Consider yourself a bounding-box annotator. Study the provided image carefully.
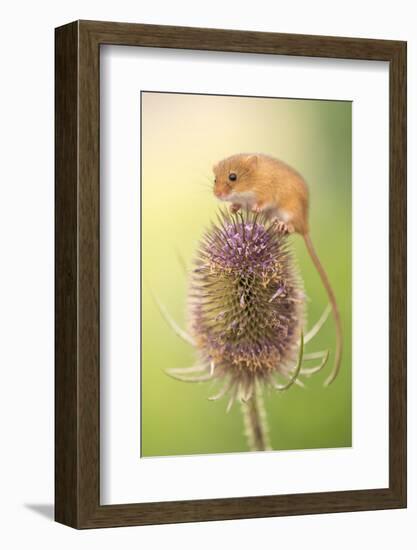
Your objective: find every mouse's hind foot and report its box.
[272,219,295,235]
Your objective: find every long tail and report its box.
[303,233,342,386]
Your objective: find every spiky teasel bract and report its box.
[162,209,331,418]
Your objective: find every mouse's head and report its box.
[212,154,258,202]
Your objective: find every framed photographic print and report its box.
[55,20,407,528]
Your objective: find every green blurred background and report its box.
[141,92,351,457]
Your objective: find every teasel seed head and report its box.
[186,209,305,404]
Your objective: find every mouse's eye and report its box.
[214,178,217,183]
[229,172,237,182]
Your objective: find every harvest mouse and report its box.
[212,152,342,386]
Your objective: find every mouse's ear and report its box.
[245,154,258,170]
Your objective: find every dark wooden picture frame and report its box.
[55,20,407,529]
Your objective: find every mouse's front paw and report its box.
[251,203,265,213]
[230,203,241,214]
[273,220,293,235]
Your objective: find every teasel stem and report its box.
[241,381,271,452]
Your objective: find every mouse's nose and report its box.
[215,187,227,199]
